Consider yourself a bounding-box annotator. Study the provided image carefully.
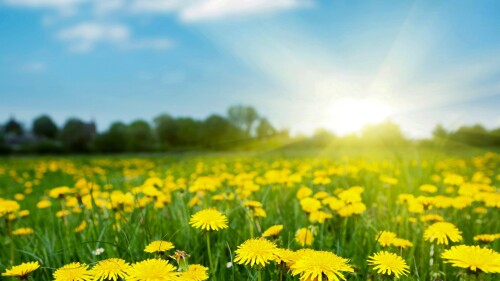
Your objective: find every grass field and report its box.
[0,149,499,280]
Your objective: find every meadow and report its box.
[0,150,499,280]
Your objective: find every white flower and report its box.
[92,247,104,256]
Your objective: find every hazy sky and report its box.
[1,0,499,137]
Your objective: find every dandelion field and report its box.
[1,150,499,280]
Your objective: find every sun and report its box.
[324,99,393,134]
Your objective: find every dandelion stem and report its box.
[257,269,262,281]
[206,232,216,281]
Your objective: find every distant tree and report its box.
[227,105,259,137]
[60,118,95,152]
[4,118,23,136]
[450,124,493,146]
[432,124,448,140]
[311,129,336,147]
[154,114,178,149]
[361,120,407,147]
[175,117,201,147]
[127,120,155,152]
[201,114,243,149]
[33,115,58,139]
[256,118,276,138]
[94,122,128,153]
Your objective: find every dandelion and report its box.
[189,208,228,281]
[376,231,397,247]
[189,208,228,231]
[144,240,175,253]
[474,233,500,243]
[424,222,462,245]
[291,250,354,281]
[91,258,130,281]
[53,262,92,281]
[295,227,314,246]
[178,264,209,281]
[234,238,277,267]
[126,259,179,281]
[2,261,40,279]
[368,251,409,278]
[261,225,283,237]
[442,245,500,273]
[11,227,34,236]
[36,199,52,209]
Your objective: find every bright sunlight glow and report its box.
[324,99,393,135]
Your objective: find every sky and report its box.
[1,0,500,138]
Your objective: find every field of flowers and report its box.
[0,152,499,280]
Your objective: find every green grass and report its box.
[0,149,499,280]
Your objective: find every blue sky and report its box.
[1,0,499,138]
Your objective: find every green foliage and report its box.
[126,120,155,152]
[33,115,59,139]
[60,118,96,152]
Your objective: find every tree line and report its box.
[1,105,500,155]
[0,105,278,154]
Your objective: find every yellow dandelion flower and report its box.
[2,261,40,278]
[274,248,296,267]
[291,250,354,281]
[252,207,267,218]
[424,222,462,245]
[144,240,175,253]
[179,264,209,281]
[12,227,34,236]
[53,262,92,281]
[419,184,438,193]
[91,258,130,281]
[297,187,313,199]
[49,186,73,198]
[368,251,409,278]
[392,238,413,249]
[189,208,228,231]
[234,238,277,267]
[75,221,87,233]
[262,225,283,237]
[309,210,333,224]
[0,199,20,216]
[376,231,397,247]
[300,197,321,213]
[126,259,179,281]
[295,227,314,247]
[473,233,500,243]
[442,245,500,273]
[243,201,262,208]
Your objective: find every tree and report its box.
[94,122,128,153]
[60,118,96,152]
[227,105,259,137]
[154,114,178,149]
[127,120,155,152]
[256,118,276,138]
[33,115,58,139]
[432,124,448,140]
[4,118,23,136]
[361,120,407,147]
[201,114,243,149]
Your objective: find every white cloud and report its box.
[3,0,83,8]
[57,22,172,52]
[93,0,125,15]
[180,0,311,22]
[22,62,47,73]
[57,22,129,52]
[130,0,186,13]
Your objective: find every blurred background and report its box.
[1,0,499,154]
